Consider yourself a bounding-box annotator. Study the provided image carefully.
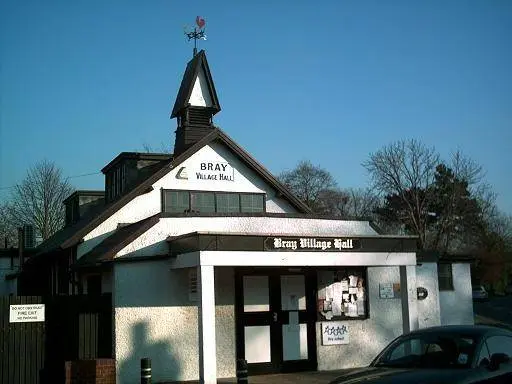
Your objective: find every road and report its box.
[473,295,512,327]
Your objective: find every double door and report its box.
[235,268,317,375]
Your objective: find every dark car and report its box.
[329,325,512,384]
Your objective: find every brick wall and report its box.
[65,359,116,384]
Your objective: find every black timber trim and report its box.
[438,254,476,264]
[171,50,221,118]
[416,250,440,264]
[168,233,417,256]
[107,254,169,264]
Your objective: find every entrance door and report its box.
[235,268,317,375]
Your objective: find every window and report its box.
[191,192,215,213]
[216,193,240,213]
[241,194,264,213]
[164,190,190,213]
[162,190,265,214]
[485,336,512,357]
[438,263,454,291]
[377,334,477,369]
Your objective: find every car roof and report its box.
[404,325,512,338]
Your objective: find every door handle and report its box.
[273,312,278,322]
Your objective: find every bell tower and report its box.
[171,18,220,156]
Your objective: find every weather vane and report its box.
[184,16,207,57]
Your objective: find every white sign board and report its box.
[9,304,45,323]
[379,283,400,299]
[321,322,349,345]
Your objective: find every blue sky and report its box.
[1,0,511,213]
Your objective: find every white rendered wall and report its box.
[114,260,235,383]
[79,142,300,258]
[415,263,441,328]
[439,263,474,325]
[316,267,404,370]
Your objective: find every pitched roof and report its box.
[170,50,220,118]
[32,127,311,261]
[72,214,160,269]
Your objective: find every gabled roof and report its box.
[170,128,312,214]
[72,214,160,269]
[31,127,311,260]
[170,50,221,118]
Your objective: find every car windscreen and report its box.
[373,333,479,369]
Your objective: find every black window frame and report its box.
[162,189,266,214]
[438,263,454,291]
[216,192,241,213]
[163,190,191,213]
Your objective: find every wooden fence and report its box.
[0,294,112,384]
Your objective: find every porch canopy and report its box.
[168,232,418,384]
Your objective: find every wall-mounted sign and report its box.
[417,287,428,300]
[9,304,45,323]
[176,161,235,182]
[197,161,234,181]
[264,237,361,252]
[321,322,350,345]
[379,283,401,299]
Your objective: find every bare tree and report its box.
[278,160,337,212]
[317,189,350,216]
[344,188,381,219]
[7,160,74,241]
[363,139,440,248]
[0,202,17,247]
[141,142,172,154]
[317,188,381,219]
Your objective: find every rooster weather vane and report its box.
[184,16,207,57]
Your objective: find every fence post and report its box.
[236,358,248,384]
[141,357,151,384]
